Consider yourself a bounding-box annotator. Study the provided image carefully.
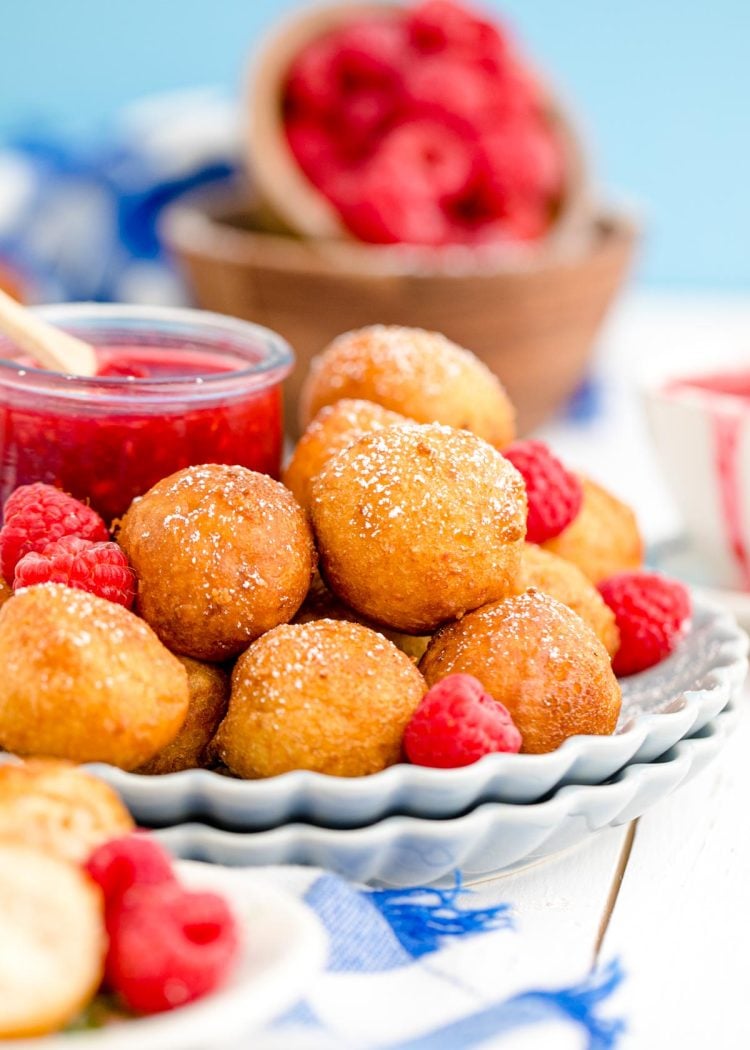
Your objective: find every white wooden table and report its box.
[495,290,750,1048]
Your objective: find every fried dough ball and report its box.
[310,423,527,634]
[542,477,643,584]
[213,619,426,778]
[0,843,105,1038]
[0,760,133,863]
[420,590,621,754]
[294,572,431,662]
[519,544,620,657]
[283,398,409,512]
[300,325,516,448]
[0,584,189,770]
[118,464,316,661]
[138,657,229,774]
[0,579,11,608]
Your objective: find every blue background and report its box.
[1,0,746,289]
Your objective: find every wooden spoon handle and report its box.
[0,289,97,377]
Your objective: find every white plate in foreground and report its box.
[7,865,327,1050]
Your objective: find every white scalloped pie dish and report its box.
[156,702,739,887]
[86,596,746,829]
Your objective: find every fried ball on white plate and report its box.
[0,584,189,770]
[138,657,229,774]
[0,842,105,1038]
[212,619,426,778]
[283,398,409,513]
[310,423,527,634]
[118,464,316,661]
[300,325,516,449]
[420,589,622,754]
[0,759,133,863]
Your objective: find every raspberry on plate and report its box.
[0,483,108,584]
[14,535,136,608]
[503,440,583,544]
[106,882,239,1014]
[598,572,692,677]
[85,834,177,912]
[404,673,522,768]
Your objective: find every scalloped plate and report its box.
[4,864,327,1050]
[86,596,747,829]
[156,703,739,887]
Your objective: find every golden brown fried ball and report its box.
[138,657,229,774]
[294,572,431,662]
[0,843,105,1038]
[542,477,643,584]
[300,326,516,448]
[283,398,409,513]
[0,760,133,863]
[519,544,620,657]
[0,579,12,608]
[118,464,316,661]
[0,584,189,770]
[212,619,426,778]
[420,590,621,754]
[310,423,527,634]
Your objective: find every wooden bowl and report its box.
[161,186,638,437]
[246,0,591,249]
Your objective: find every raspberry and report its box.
[0,483,109,583]
[106,882,239,1014]
[404,57,499,132]
[14,535,136,607]
[404,673,522,767]
[407,0,507,62]
[85,834,177,911]
[598,572,692,677]
[503,440,583,544]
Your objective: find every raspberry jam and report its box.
[0,307,293,524]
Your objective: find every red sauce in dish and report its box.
[0,346,284,523]
[666,371,750,589]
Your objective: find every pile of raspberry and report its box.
[0,482,135,608]
[85,835,239,1014]
[283,0,564,246]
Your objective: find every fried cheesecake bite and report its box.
[310,423,527,634]
[420,590,621,754]
[0,760,133,863]
[542,476,643,584]
[300,325,516,449]
[295,572,431,662]
[283,398,409,513]
[138,657,229,774]
[0,843,105,1038]
[519,544,620,656]
[212,619,426,778]
[117,464,316,661]
[0,584,189,770]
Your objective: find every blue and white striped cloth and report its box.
[252,868,624,1050]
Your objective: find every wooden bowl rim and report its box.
[161,186,640,281]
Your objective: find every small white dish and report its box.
[650,537,750,633]
[81,596,747,826]
[7,864,327,1050]
[156,704,737,888]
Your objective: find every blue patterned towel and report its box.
[249,867,624,1050]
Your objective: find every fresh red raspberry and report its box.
[0,483,109,583]
[503,440,583,544]
[404,673,522,767]
[14,535,136,608]
[406,0,507,62]
[598,572,692,677]
[85,834,177,912]
[106,882,239,1014]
